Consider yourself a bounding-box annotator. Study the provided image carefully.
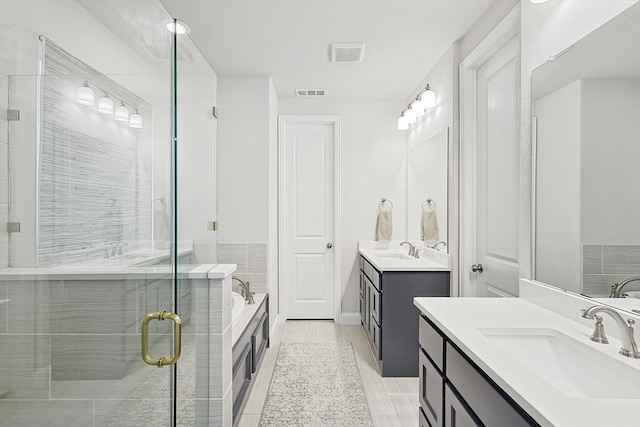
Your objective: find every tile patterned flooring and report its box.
[237,320,419,427]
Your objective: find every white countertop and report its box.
[359,240,450,272]
[414,297,640,427]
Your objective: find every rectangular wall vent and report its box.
[296,89,327,97]
[330,43,365,63]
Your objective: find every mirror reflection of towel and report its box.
[376,210,393,241]
[421,210,438,243]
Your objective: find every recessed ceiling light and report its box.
[167,20,191,35]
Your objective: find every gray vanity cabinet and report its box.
[359,255,449,377]
[418,315,540,427]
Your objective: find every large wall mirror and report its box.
[533,2,640,312]
[407,127,448,252]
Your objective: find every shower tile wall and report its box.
[583,244,640,295]
[218,243,267,293]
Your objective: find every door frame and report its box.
[278,115,341,322]
[459,5,520,297]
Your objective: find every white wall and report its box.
[218,76,270,243]
[519,0,639,280]
[581,79,640,244]
[217,75,279,330]
[534,80,582,291]
[278,98,406,316]
[405,44,459,293]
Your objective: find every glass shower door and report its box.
[0,1,216,426]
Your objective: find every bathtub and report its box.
[231,291,246,324]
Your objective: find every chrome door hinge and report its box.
[7,222,21,233]
[7,109,20,121]
[207,221,218,231]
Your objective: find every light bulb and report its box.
[115,103,129,121]
[98,94,114,114]
[410,98,425,118]
[420,86,436,109]
[405,108,417,124]
[76,83,95,106]
[397,114,409,131]
[129,111,143,129]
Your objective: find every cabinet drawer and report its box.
[419,348,443,427]
[444,383,481,427]
[446,343,534,427]
[361,257,381,290]
[419,315,445,371]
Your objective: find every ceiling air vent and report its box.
[330,43,365,63]
[296,89,327,97]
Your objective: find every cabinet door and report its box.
[444,384,481,427]
[419,349,443,427]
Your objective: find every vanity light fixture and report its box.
[397,83,437,130]
[76,82,95,105]
[129,111,143,129]
[114,103,130,121]
[98,94,114,114]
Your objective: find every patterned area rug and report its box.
[260,343,373,427]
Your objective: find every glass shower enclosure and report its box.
[0,1,218,425]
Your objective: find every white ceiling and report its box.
[159,0,495,101]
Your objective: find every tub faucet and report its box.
[581,305,640,358]
[610,278,640,298]
[400,241,419,258]
[232,277,255,304]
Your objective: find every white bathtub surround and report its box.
[414,295,640,427]
[231,292,268,345]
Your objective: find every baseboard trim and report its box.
[340,312,361,325]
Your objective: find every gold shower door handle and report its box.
[141,311,182,367]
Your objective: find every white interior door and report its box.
[460,5,521,298]
[280,116,337,319]
[474,35,520,297]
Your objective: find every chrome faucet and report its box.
[581,305,640,358]
[400,241,419,258]
[232,277,255,304]
[610,278,640,298]
[429,241,447,251]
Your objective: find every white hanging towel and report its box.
[421,203,438,243]
[376,199,393,241]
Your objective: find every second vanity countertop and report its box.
[359,240,450,272]
[414,297,640,427]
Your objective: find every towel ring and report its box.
[379,198,393,210]
[422,198,436,211]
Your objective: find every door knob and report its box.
[471,264,483,273]
[326,243,333,249]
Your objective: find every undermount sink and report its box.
[479,327,640,399]
[373,250,412,259]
